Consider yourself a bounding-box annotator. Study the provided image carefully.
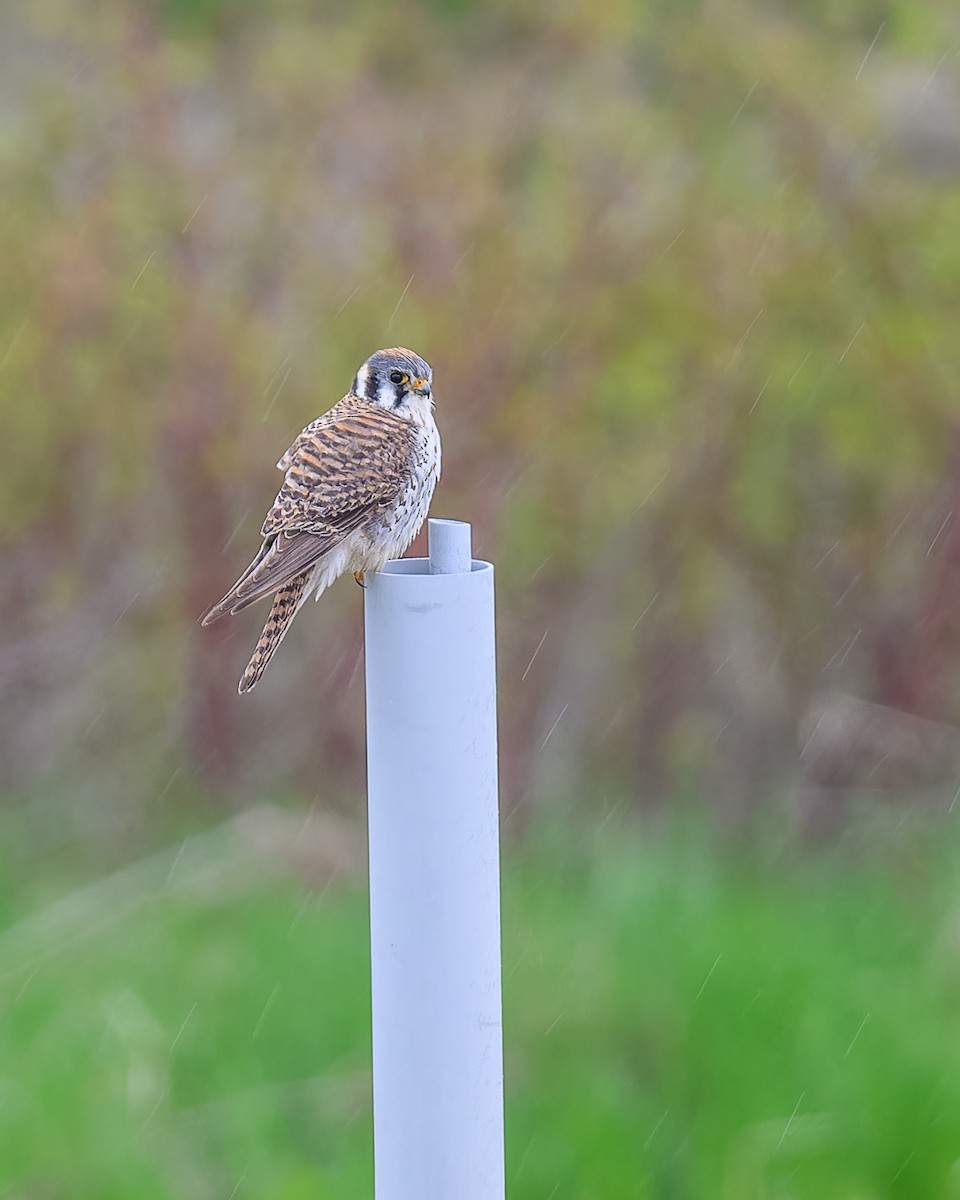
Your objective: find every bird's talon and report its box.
[354,571,366,588]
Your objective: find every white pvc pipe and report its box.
[364,519,504,1200]
[427,517,472,575]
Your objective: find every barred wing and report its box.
[202,403,413,622]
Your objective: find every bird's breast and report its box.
[371,419,440,559]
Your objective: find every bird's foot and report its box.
[354,571,366,589]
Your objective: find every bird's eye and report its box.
[389,370,407,386]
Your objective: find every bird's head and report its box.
[354,347,433,418]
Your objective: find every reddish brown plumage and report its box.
[200,347,441,694]
[202,397,416,623]
[237,573,309,694]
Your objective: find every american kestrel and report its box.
[202,347,441,693]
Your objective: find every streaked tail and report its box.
[238,572,310,694]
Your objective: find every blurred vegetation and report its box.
[6,809,960,1199]
[3,0,960,826]
[6,0,960,1193]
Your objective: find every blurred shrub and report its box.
[2,0,960,832]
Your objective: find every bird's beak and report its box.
[413,378,431,396]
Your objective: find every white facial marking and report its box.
[378,376,398,408]
[356,363,370,397]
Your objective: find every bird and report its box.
[202,347,441,694]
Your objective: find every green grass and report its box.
[3,810,960,1198]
